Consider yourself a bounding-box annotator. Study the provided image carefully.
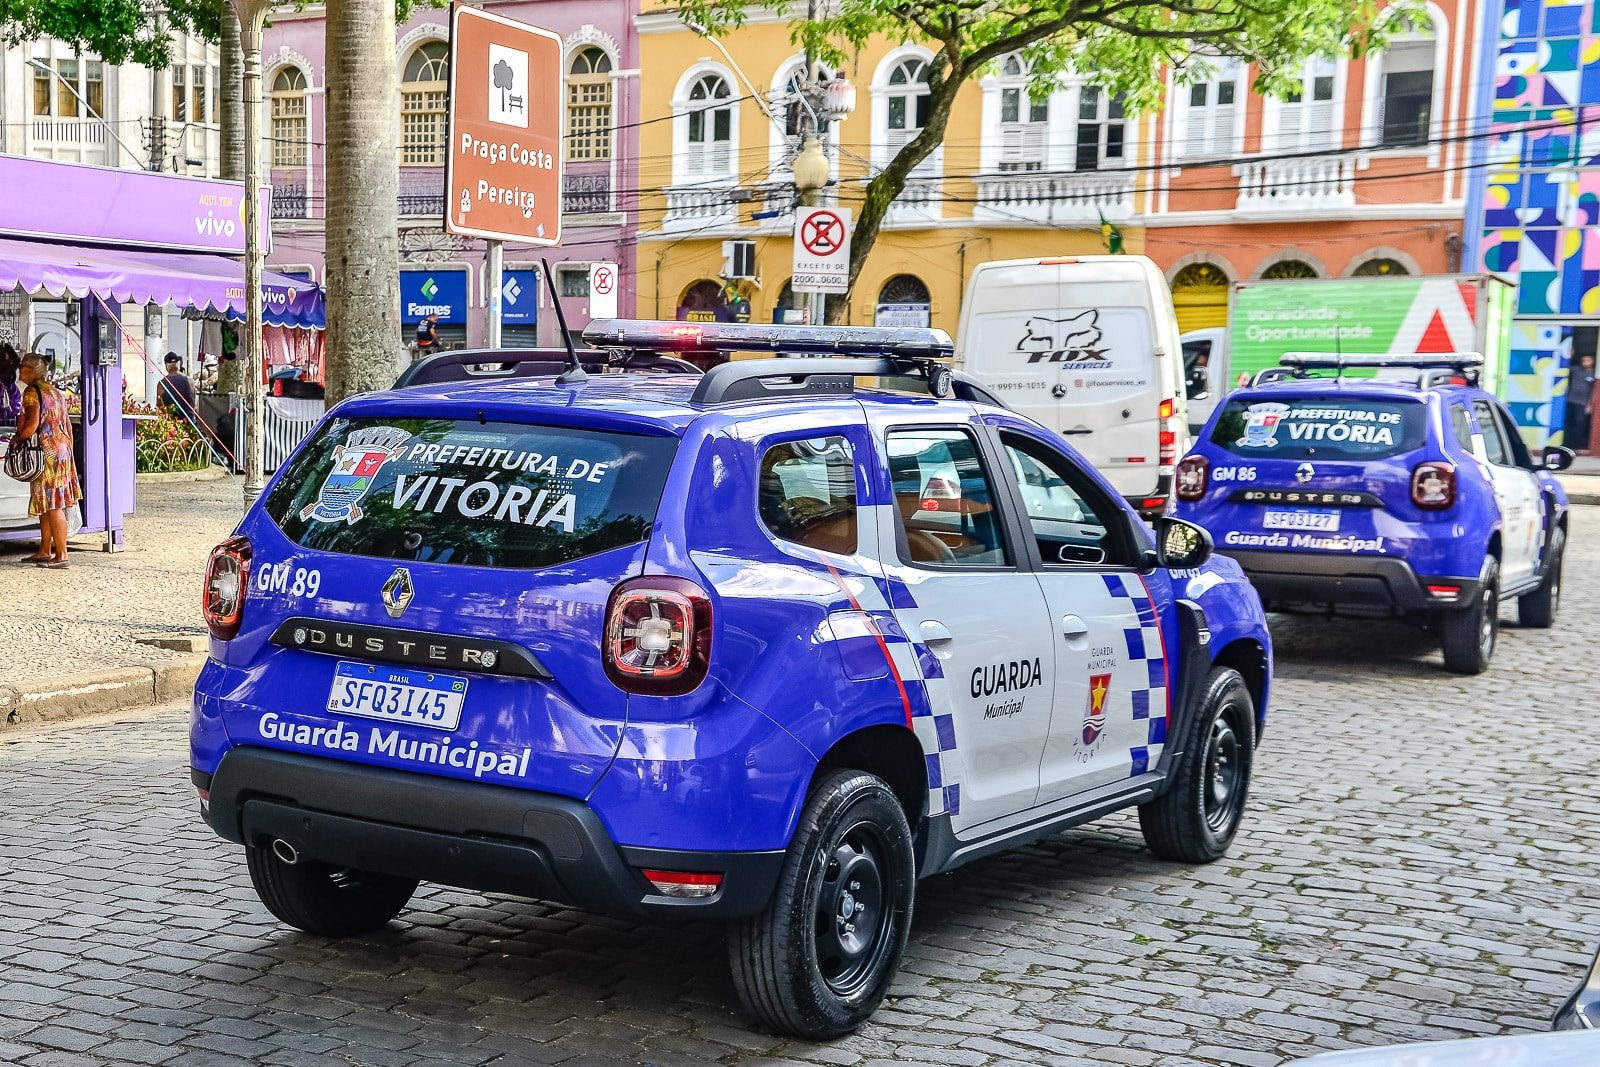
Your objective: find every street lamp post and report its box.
[231,0,273,502]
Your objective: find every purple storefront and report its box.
[0,156,320,549]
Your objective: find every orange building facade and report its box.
[1143,0,1486,333]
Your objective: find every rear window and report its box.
[1209,397,1425,459]
[264,417,677,569]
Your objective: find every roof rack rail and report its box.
[393,347,701,389]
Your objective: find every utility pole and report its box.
[794,0,829,326]
[232,0,273,502]
[487,240,503,347]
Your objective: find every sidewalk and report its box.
[1559,454,1600,505]
[0,475,244,726]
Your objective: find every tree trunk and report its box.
[213,7,246,397]
[324,0,402,402]
[826,56,965,325]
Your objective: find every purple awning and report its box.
[0,236,323,329]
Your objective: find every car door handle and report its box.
[920,620,954,647]
[1061,615,1089,640]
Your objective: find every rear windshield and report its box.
[264,416,677,569]
[1209,397,1425,459]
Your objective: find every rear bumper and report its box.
[1126,473,1174,520]
[1220,549,1483,613]
[195,746,784,920]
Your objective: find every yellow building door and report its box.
[1171,263,1230,334]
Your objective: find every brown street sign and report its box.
[445,5,563,245]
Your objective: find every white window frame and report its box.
[565,45,616,164]
[671,62,739,185]
[870,46,941,178]
[400,40,450,167]
[1071,83,1129,172]
[1360,6,1448,158]
[269,65,310,169]
[1262,57,1344,154]
[1174,59,1243,160]
[767,55,839,181]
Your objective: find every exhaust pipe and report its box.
[271,838,301,865]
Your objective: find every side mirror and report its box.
[1542,446,1576,472]
[1153,516,1213,570]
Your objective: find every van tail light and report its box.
[203,535,252,640]
[1176,455,1210,502]
[1158,397,1181,469]
[1411,462,1456,510]
[604,576,712,695]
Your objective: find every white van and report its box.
[955,255,1188,516]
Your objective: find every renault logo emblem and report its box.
[1295,462,1315,484]
[381,568,414,618]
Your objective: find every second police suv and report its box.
[192,320,1272,1038]
[1174,353,1571,674]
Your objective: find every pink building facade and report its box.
[262,1,639,350]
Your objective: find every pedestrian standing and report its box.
[13,353,81,568]
[1566,353,1595,452]
[157,352,196,416]
[0,344,20,425]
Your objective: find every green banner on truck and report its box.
[1229,275,1513,395]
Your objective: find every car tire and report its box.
[728,769,916,1040]
[1518,528,1564,629]
[1441,558,1499,674]
[245,844,417,937]
[1139,667,1255,864]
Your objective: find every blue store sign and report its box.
[501,269,539,325]
[400,270,468,324]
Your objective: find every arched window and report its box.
[1375,16,1436,148]
[680,279,725,309]
[1180,60,1241,159]
[1262,259,1319,280]
[567,47,613,162]
[1171,262,1231,333]
[270,67,308,168]
[401,41,449,166]
[681,72,735,179]
[880,274,931,304]
[1352,257,1410,277]
[1276,58,1337,152]
[885,57,931,156]
[995,54,1048,172]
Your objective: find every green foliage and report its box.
[126,400,212,474]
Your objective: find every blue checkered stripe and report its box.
[1101,573,1170,776]
[866,575,964,819]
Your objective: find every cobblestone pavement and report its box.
[0,477,242,687]
[1,510,1597,1067]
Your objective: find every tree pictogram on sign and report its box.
[801,211,847,257]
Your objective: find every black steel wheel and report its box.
[1518,527,1564,629]
[729,769,915,1039]
[1140,666,1256,864]
[1442,558,1499,674]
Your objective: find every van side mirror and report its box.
[1153,517,1213,570]
[1542,446,1575,472]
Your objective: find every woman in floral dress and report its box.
[14,353,81,568]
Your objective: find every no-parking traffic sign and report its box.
[589,262,618,319]
[793,206,852,294]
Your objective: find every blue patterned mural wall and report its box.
[1476,0,1600,447]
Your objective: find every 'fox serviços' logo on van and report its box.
[1016,309,1111,365]
[301,426,413,525]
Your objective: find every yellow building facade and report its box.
[633,5,1154,334]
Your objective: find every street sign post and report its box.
[589,262,618,319]
[793,206,852,297]
[445,5,562,346]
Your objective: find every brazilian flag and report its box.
[1099,211,1125,255]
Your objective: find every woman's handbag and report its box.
[2,431,43,483]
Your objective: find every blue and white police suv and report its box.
[1174,353,1571,675]
[192,320,1272,1038]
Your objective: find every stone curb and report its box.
[0,655,204,731]
[136,466,231,485]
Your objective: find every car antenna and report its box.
[541,256,587,385]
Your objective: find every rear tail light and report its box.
[203,535,252,640]
[1411,462,1456,510]
[604,576,712,695]
[641,868,723,898]
[1176,455,1209,502]
[1427,584,1462,602]
[1158,398,1181,468]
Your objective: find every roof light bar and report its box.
[1279,352,1484,370]
[582,318,954,360]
